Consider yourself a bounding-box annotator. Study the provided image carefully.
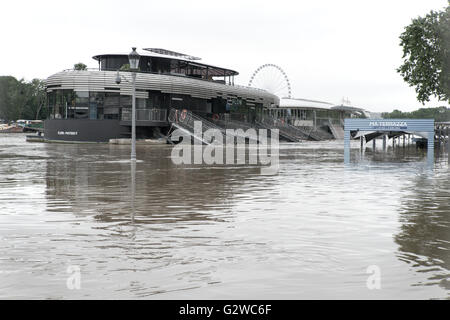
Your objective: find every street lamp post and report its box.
[128,47,140,162]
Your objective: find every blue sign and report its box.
[343,118,435,166]
[344,118,434,132]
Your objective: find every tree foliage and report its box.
[397,2,450,104]
[73,62,87,70]
[0,76,47,121]
[382,106,450,121]
[120,64,131,71]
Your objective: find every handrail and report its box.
[121,108,167,122]
[328,119,345,139]
[260,115,309,141]
[260,114,337,141]
[168,108,224,133]
[168,108,261,144]
[168,108,225,145]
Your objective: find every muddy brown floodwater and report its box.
[0,133,449,299]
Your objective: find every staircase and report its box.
[309,126,334,140]
[328,120,345,140]
[211,118,254,131]
[167,108,224,145]
[167,108,260,144]
[258,116,313,142]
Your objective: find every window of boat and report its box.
[74,91,89,119]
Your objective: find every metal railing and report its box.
[328,119,345,139]
[168,108,263,144]
[61,68,268,90]
[259,115,337,141]
[212,118,255,131]
[121,108,167,122]
[168,108,224,133]
[207,113,255,131]
[168,108,225,145]
[259,116,310,142]
[309,126,334,140]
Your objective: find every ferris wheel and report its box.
[248,64,291,99]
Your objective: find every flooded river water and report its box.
[0,133,449,299]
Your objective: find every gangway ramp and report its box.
[258,116,309,142]
[167,108,261,145]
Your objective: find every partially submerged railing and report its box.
[168,108,261,144]
[168,108,223,132]
[210,113,254,131]
[311,127,334,140]
[259,116,309,142]
[328,119,345,139]
[168,108,225,145]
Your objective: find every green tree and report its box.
[22,79,47,119]
[0,76,47,121]
[382,106,450,121]
[119,63,130,71]
[74,62,87,70]
[397,2,450,104]
[0,76,19,121]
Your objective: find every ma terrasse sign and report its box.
[368,121,408,130]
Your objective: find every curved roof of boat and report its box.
[279,97,334,110]
[331,105,371,117]
[93,48,239,76]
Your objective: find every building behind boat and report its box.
[43,48,367,142]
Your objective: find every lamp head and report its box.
[128,47,140,71]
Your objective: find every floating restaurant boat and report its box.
[44,48,279,143]
[44,48,368,143]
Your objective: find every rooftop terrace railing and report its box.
[59,68,270,93]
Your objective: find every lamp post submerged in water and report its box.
[128,47,140,162]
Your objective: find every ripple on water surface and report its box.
[0,133,449,299]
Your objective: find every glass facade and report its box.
[265,107,349,128]
[47,89,260,123]
[96,55,235,82]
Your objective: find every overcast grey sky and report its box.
[1,0,448,112]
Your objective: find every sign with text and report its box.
[57,131,78,136]
[343,118,435,165]
[368,121,407,130]
[344,118,434,132]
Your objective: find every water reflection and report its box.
[131,161,136,224]
[1,134,449,299]
[44,144,254,225]
[395,169,450,291]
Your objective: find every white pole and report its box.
[131,72,136,162]
[131,161,136,223]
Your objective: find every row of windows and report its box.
[48,90,145,120]
[46,90,263,121]
[266,108,345,121]
[98,56,233,82]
